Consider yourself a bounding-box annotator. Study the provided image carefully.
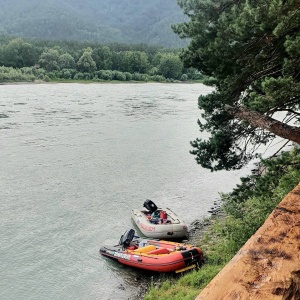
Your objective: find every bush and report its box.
[44,75,50,82]
[62,68,76,79]
[74,72,84,80]
[148,67,159,76]
[113,70,126,81]
[97,70,113,80]
[151,75,166,82]
[33,68,46,77]
[140,74,149,82]
[82,72,91,80]
[124,72,132,81]
[62,70,71,79]
[47,72,56,79]
[132,72,142,81]
[54,71,63,78]
[92,76,103,82]
[203,76,217,86]
[0,66,36,82]
[20,67,34,75]
[180,74,188,81]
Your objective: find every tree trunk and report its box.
[225,105,300,145]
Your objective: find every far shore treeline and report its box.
[0,35,204,83]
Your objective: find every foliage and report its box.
[0,36,200,83]
[158,53,183,79]
[58,53,76,69]
[39,48,60,72]
[96,70,113,81]
[180,74,188,81]
[0,66,35,82]
[117,51,150,74]
[92,46,112,70]
[77,48,97,73]
[112,70,126,81]
[173,0,300,171]
[145,148,300,299]
[0,0,187,48]
[0,38,39,68]
[145,257,224,299]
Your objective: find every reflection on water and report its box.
[1,83,253,300]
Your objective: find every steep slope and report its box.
[0,0,186,47]
[196,182,300,299]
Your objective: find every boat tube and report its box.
[100,229,203,273]
[131,199,188,239]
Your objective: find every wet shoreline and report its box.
[130,202,224,299]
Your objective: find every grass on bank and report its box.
[145,147,300,300]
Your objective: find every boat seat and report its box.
[133,245,156,253]
[148,247,170,255]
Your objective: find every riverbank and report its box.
[129,223,211,300]
[144,147,300,300]
[0,65,206,85]
[0,79,45,85]
[0,78,204,85]
[196,182,300,299]
[133,210,224,300]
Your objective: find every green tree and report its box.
[158,53,183,79]
[58,53,75,69]
[1,38,38,68]
[114,51,149,73]
[77,48,96,73]
[174,0,300,171]
[92,46,112,70]
[152,52,164,67]
[39,48,60,71]
[126,51,149,73]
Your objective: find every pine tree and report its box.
[174,0,300,171]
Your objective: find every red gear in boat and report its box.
[160,210,167,223]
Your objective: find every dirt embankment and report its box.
[196,182,300,300]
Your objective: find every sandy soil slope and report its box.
[196,182,300,300]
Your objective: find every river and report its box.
[0,83,252,300]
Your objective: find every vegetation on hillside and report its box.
[0,0,187,48]
[0,36,204,83]
[145,147,300,300]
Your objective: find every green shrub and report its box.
[0,66,36,82]
[203,76,217,86]
[73,72,83,80]
[180,74,188,81]
[97,70,113,80]
[62,70,71,79]
[151,75,166,82]
[124,72,132,81]
[47,72,56,79]
[140,74,149,81]
[132,72,142,81]
[113,70,126,81]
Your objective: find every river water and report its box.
[1,83,252,300]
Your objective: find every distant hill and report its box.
[0,0,187,48]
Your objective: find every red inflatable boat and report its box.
[100,229,203,273]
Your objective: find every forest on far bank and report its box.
[0,0,187,48]
[0,36,203,83]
